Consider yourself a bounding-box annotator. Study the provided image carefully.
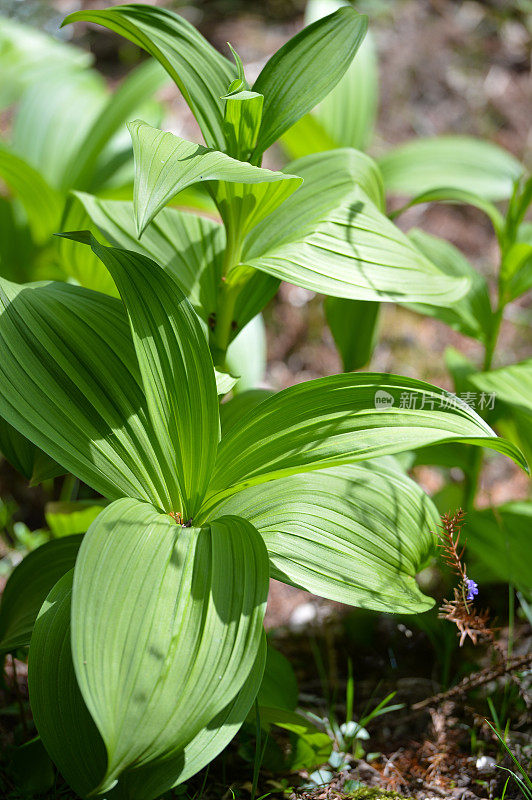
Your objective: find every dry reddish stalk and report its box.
[437,509,501,650]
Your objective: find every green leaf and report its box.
[64,233,220,518]
[325,298,380,371]
[500,223,532,301]
[242,150,468,305]
[71,192,223,315]
[71,498,269,793]
[220,389,273,436]
[304,0,378,150]
[226,314,267,393]
[62,5,235,150]
[469,359,532,414]
[280,113,339,161]
[0,537,82,654]
[66,58,168,191]
[28,571,109,798]
[468,359,532,466]
[223,90,264,160]
[0,144,63,244]
[55,196,119,296]
[252,7,367,157]
[215,369,239,396]
[258,707,332,770]
[405,229,494,343]
[30,568,266,800]
[121,637,267,798]
[69,193,277,345]
[0,277,172,508]
[205,373,526,504]
[45,501,106,538]
[0,417,63,483]
[211,462,437,613]
[466,503,532,593]
[0,16,90,110]
[128,121,302,238]
[258,645,298,711]
[379,136,523,202]
[12,69,107,192]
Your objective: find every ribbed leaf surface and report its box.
[0,277,171,508]
[71,499,269,793]
[28,572,108,798]
[252,7,367,155]
[243,151,468,305]
[210,462,437,613]
[129,121,301,237]
[68,234,219,518]
[0,537,82,654]
[207,373,526,502]
[62,5,235,150]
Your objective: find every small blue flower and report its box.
[465,578,479,602]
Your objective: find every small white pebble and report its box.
[476,755,497,772]
[289,601,317,630]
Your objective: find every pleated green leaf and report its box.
[220,389,273,436]
[206,373,526,503]
[71,192,223,314]
[29,570,266,800]
[71,498,269,793]
[63,233,219,518]
[379,136,523,202]
[252,7,367,156]
[325,297,380,371]
[45,501,106,538]
[28,571,109,799]
[469,358,532,414]
[223,90,264,161]
[0,537,82,654]
[0,417,63,483]
[62,5,235,150]
[65,193,274,360]
[12,69,107,192]
[0,144,63,243]
[129,121,301,237]
[119,638,267,799]
[304,0,378,150]
[211,462,437,613]
[242,151,468,305]
[405,229,494,343]
[466,503,532,593]
[0,277,172,508]
[0,16,90,109]
[469,359,532,466]
[66,59,168,191]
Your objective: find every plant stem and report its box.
[464,299,504,509]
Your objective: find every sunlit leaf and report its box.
[252,7,367,156]
[0,277,172,508]
[211,461,437,613]
[205,373,526,504]
[71,498,269,793]
[379,136,523,202]
[128,121,301,237]
[62,232,220,518]
[405,229,493,343]
[62,5,235,150]
[0,537,82,654]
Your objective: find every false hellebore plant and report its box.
[0,5,528,800]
